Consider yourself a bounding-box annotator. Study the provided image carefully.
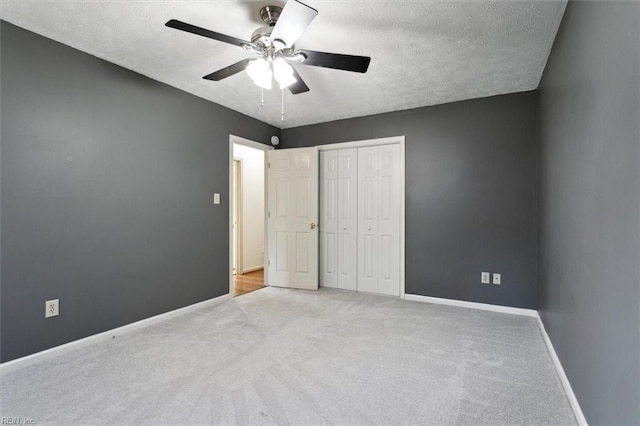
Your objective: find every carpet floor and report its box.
[1,287,576,425]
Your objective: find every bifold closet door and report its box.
[320,150,338,288]
[357,144,400,296]
[320,149,358,289]
[337,149,358,290]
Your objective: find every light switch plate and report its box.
[213,193,220,205]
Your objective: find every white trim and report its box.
[399,139,405,299]
[404,293,538,317]
[536,315,588,425]
[230,135,273,151]
[317,136,406,298]
[240,266,264,274]
[316,136,404,151]
[232,157,243,275]
[229,135,273,296]
[0,294,230,374]
[404,292,587,424]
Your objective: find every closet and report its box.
[320,143,401,296]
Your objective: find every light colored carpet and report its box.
[1,287,576,425]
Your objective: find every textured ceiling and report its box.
[0,0,567,129]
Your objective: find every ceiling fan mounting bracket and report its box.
[259,6,282,26]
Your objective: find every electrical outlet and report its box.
[45,299,59,318]
[492,273,501,285]
[481,272,491,284]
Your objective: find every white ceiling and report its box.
[0,0,567,129]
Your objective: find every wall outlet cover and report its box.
[493,273,502,285]
[45,299,59,318]
[481,272,491,284]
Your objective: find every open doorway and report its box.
[230,136,272,297]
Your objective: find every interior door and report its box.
[338,148,358,290]
[357,144,401,296]
[377,144,400,296]
[358,146,379,293]
[320,150,338,288]
[268,147,319,290]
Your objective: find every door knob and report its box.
[368,227,372,231]
[343,227,347,231]
[310,222,317,230]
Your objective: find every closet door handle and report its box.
[310,222,317,230]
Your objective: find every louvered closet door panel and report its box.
[357,146,379,294]
[377,144,401,296]
[320,150,338,288]
[337,148,358,291]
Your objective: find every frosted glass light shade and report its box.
[273,57,297,89]
[246,58,272,90]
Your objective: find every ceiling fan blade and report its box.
[165,19,252,49]
[296,49,371,73]
[203,59,253,81]
[294,50,371,73]
[288,67,310,94]
[270,0,318,48]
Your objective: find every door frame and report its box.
[229,135,274,295]
[232,158,242,275]
[317,136,406,298]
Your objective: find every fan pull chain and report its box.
[261,88,264,107]
[281,89,285,121]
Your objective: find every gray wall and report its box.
[0,21,278,362]
[538,2,640,425]
[282,92,539,309]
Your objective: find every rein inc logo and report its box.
[0,418,35,425]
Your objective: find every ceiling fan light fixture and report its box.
[273,57,297,89]
[247,58,273,90]
[167,0,369,97]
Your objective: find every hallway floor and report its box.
[233,269,264,297]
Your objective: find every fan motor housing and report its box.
[251,26,274,47]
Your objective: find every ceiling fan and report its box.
[165,0,371,95]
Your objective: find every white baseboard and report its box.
[536,316,588,425]
[240,266,264,274]
[404,293,538,317]
[403,293,586,425]
[0,294,231,374]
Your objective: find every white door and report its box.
[358,147,379,293]
[337,148,358,290]
[357,144,400,296]
[268,147,319,290]
[320,150,338,288]
[376,144,401,296]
